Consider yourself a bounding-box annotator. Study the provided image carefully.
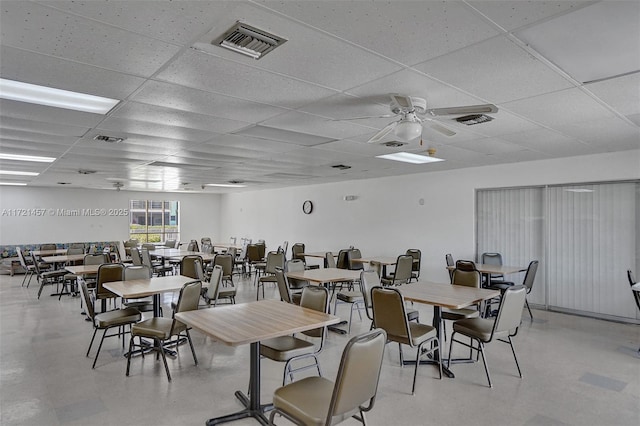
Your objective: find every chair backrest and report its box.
[628,269,637,285]
[130,248,142,266]
[452,268,481,288]
[348,249,364,271]
[124,239,138,248]
[141,243,156,252]
[445,253,455,282]
[325,252,337,268]
[455,259,477,272]
[300,286,329,338]
[181,255,204,279]
[16,247,29,269]
[275,267,293,304]
[172,281,203,332]
[96,263,124,295]
[207,265,223,302]
[359,270,380,320]
[88,244,98,254]
[481,252,503,266]
[201,243,213,254]
[628,269,640,310]
[40,243,57,251]
[492,285,527,337]
[406,249,421,271]
[79,279,96,322]
[30,252,43,275]
[124,265,151,280]
[337,249,350,269]
[522,260,539,294]
[246,244,261,262]
[392,255,413,284]
[238,243,248,260]
[67,247,84,256]
[371,286,410,340]
[265,251,285,274]
[256,242,266,259]
[286,259,305,273]
[117,241,128,261]
[164,239,177,249]
[68,242,85,252]
[140,248,156,271]
[368,260,382,277]
[187,240,199,252]
[280,241,289,256]
[84,253,109,265]
[201,237,212,246]
[214,254,233,277]
[291,243,305,261]
[327,329,387,423]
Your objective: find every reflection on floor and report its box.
[1,272,638,425]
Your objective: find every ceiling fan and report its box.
[341,94,498,145]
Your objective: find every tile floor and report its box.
[1,272,639,426]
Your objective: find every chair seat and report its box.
[273,376,349,426]
[123,299,154,312]
[291,292,302,305]
[132,317,176,339]
[95,307,141,328]
[260,336,315,361]
[441,307,480,321]
[42,270,67,279]
[488,281,515,291]
[453,317,511,342]
[259,275,277,283]
[386,322,436,346]
[336,291,362,303]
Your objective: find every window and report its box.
[129,200,179,243]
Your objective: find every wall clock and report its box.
[302,200,313,214]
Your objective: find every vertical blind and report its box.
[477,182,639,320]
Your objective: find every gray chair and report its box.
[275,267,300,305]
[122,265,155,313]
[291,243,305,262]
[445,253,455,282]
[441,268,482,336]
[180,255,204,280]
[489,260,539,320]
[447,285,527,387]
[285,259,309,293]
[257,251,285,300]
[202,265,236,306]
[628,270,639,353]
[187,240,199,252]
[16,247,36,287]
[126,280,201,381]
[406,249,421,282]
[260,286,330,385]
[269,329,387,426]
[381,255,413,286]
[32,252,67,299]
[371,286,441,394]
[213,253,234,287]
[95,263,124,312]
[61,246,85,298]
[79,279,141,369]
[141,248,173,276]
[325,252,337,269]
[130,248,143,266]
[481,252,506,286]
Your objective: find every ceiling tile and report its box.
[0,115,88,137]
[555,117,640,152]
[416,35,574,103]
[261,111,374,140]
[97,117,215,142]
[586,72,640,117]
[0,99,103,129]
[450,136,525,155]
[500,128,599,157]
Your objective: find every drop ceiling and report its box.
[0,0,638,193]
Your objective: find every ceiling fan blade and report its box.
[367,121,398,144]
[429,122,457,137]
[390,94,414,111]
[330,114,396,121]
[427,104,498,116]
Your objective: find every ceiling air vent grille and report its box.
[213,22,287,59]
[94,135,125,143]
[456,114,494,126]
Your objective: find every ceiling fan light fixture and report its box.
[393,121,422,141]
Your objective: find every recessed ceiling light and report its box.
[376,152,445,164]
[0,170,39,176]
[0,78,120,114]
[565,188,594,193]
[0,182,27,186]
[203,183,247,188]
[0,153,56,163]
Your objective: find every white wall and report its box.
[221,150,640,284]
[0,187,222,245]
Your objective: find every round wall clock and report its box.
[302,200,313,214]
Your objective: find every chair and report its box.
[348,248,364,271]
[336,249,350,270]
[489,261,539,320]
[187,240,199,252]
[481,252,506,286]
[279,241,289,259]
[381,255,413,287]
[95,263,124,312]
[180,255,204,280]
[201,237,212,247]
[291,243,305,262]
[202,265,236,306]
[116,241,132,264]
[39,243,57,252]
[68,242,85,252]
[122,265,155,313]
[82,253,109,285]
[16,247,36,287]
[285,259,309,294]
[407,249,421,282]
[455,259,477,271]
[256,251,285,300]
[269,329,387,426]
[31,252,67,299]
[141,243,156,252]
[334,278,364,334]
[275,267,299,305]
[260,286,330,386]
[628,270,639,353]
[441,268,482,337]
[233,242,249,276]
[371,286,441,394]
[445,253,455,282]
[246,244,262,276]
[164,239,178,249]
[213,253,234,287]
[126,280,201,381]
[130,248,142,266]
[325,252,337,269]
[447,285,527,388]
[201,242,213,254]
[141,248,173,276]
[61,246,85,298]
[79,279,141,369]
[123,239,138,256]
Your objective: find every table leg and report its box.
[206,342,271,425]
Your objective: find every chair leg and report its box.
[92,328,109,369]
[507,336,522,378]
[185,330,198,365]
[126,335,135,376]
[478,341,492,388]
[525,298,533,320]
[158,339,172,382]
[86,328,99,357]
[398,343,404,367]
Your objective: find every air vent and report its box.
[228,180,245,184]
[213,22,287,59]
[382,141,408,148]
[456,114,494,126]
[331,164,351,170]
[94,135,125,143]
[57,182,71,185]
[78,169,96,175]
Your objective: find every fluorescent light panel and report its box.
[0,153,56,163]
[0,78,119,114]
[376,152,445,164]
[204,183,247,188]
[0,182,27,186]
[0,170,39,176]
[565,188,594,193]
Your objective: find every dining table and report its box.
[31,248,67,256]
[286,268,361,334]
[41,253,86,264]
[398,282,500,378]
[175,299,340,425]
[447,263,527,287]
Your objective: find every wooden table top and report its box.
[41,254,85,263]
[446,263,527,275]
[176,299,340,346]
[31,249,67,256]
[103,275,194,299]
[64,264,101,276]
[301,252,336,258]
[399,282,500,310]
[286,267,361,283]
[352,256,401,265]
[149,248,215,261]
